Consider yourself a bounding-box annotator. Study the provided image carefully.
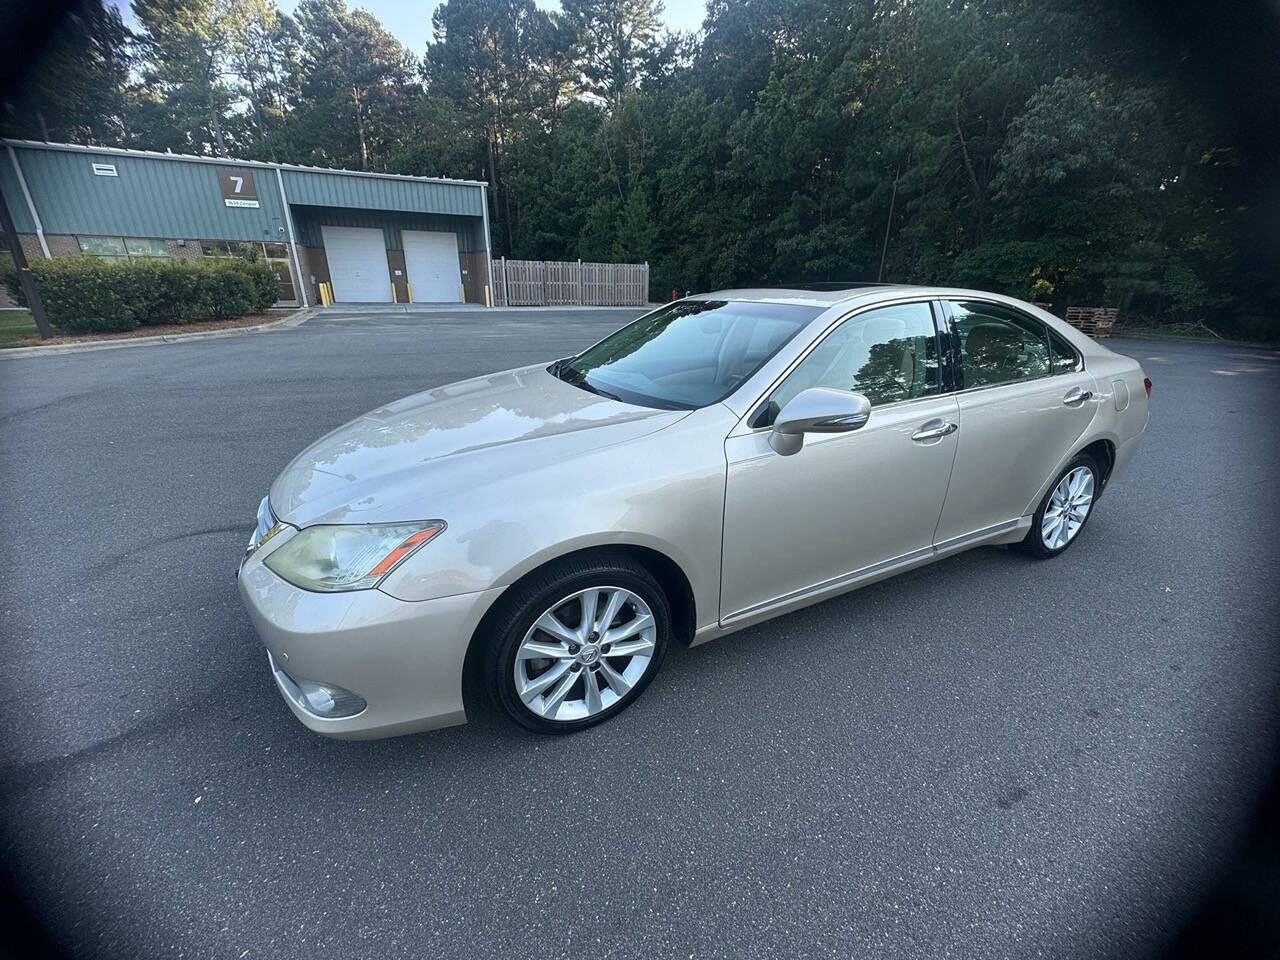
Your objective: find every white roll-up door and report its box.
[321,225,391,303]
[402,230,463,303]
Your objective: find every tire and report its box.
[1019,453,1100,558]
[483,553,671,734]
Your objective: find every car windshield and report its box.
[555,300,822,409]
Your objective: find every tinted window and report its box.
[124,237,168,258]
[950,300,1050,388]
[762,302,939,424]
[1047,326,1081,374]
[559,300,821,409]
[78,236,128,259]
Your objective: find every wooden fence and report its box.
[491,258,649,307]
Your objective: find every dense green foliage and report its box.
[2,0,1274,334]
[0,256,276,332]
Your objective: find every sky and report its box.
[107,0,708,55]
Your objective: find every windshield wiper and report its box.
[576,378,624,402]
[552,361,624,402]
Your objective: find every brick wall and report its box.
[44,235,80,257]
[297,245,328,304]
[165,239,203,261]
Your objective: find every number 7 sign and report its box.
[218,168,260,208]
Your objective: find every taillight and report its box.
[1144,377,1152,397]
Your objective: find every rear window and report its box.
[1047,326,1081,374]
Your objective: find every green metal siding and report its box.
[9,146,290,242]
[291,206,486,252]
[0,152,35,232]
[281,169,482,217]
[0,144,487,247]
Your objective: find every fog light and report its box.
[298,679,366,717]
[270,655,366,718]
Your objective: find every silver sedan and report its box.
[237,286,1150,736]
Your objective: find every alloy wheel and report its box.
[513,586,657,722]
[1041,466,1095,550]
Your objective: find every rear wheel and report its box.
[1020,454,1099,558]
[484,554,671,733]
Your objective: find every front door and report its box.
[932,299,1099,544]
[720,301,960,622]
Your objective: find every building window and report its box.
[199,239,296,302]
[79,236,168,261]
[124,237,168,258]
[78,236,128,260]
[200,239,260,258]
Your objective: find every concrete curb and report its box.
[0,307,317,359]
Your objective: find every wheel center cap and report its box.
[579,645,601,664]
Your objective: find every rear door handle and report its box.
[911,419,958,442]
[1063,386,1094,406]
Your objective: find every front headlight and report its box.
[263,521,445,593]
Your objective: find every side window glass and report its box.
[1047,327,1080,374]
[764,303,938,423]
[950,301,1050,388]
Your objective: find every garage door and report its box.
[321,225,391,303]
[402,230,463,303]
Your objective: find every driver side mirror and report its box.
[768,387,871,456]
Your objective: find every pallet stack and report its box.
[1065,306,1119,338]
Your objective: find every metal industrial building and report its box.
[0,140,493,307]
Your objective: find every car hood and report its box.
[270,363,689,526]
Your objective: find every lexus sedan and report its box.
[237,286,1149,736]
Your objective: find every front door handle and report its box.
[911,419,958,442]
[1063,386,1094,406]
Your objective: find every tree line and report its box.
[2,0,1273,334]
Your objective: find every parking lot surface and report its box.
[1,309,1277,958]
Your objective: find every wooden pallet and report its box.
[1065,306,1119,337]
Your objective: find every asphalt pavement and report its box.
[1,309,1277,958]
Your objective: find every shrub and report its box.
[16,255,280,333]
[131,259,210,324]
[204,260,257,317]
[31,258,144,332]
[234,258,278,311]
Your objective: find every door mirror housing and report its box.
[768,387,871,456]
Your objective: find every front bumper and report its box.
[237,553,502,739]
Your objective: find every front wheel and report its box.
[1020,454,1099,558]
[484,554,671,733]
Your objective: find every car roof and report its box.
[690,285,932,307]
[689,284,1069,310]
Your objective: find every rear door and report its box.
[932,299,1098,545]
[321,225,391,303]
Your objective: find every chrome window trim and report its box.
[731,294,947,432]
[939,297,1085,398]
